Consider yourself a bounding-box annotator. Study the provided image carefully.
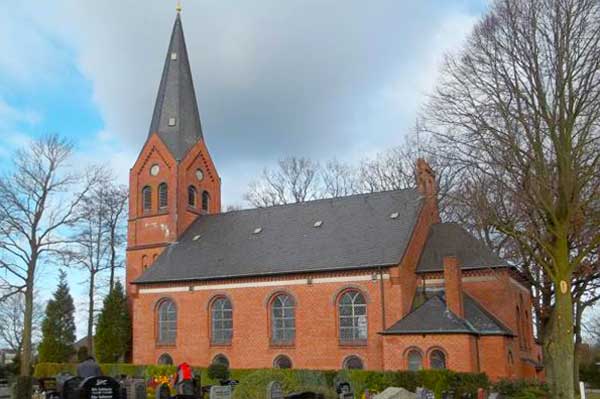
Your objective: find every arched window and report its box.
[211,297,233,344]
[342,355,364,370]
[158,183,168,209]
[407,349,423,371]
[188,185,197,207]
[142,255,148,271]
[273,355,292,369]
[212,354,229,368]
[429,350,446,369]
[142,186,152,212]
[202,191,210,211]
[157,299,177,344]
[157,353,173,365]
[338,290,367,342]
[271,294,295,344]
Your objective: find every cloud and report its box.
[2,0,484,205]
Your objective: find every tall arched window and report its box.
[338,290,367,342]
[157,353,173,365]
[142,255,149,271]
[271,294,295,344]
[342,355,364,370]
[211,297,233,344]
[142,186,152,212]
[188,185,197,207]
[407,349,423,371]
[202,191,210,211]
[157,299,177,344]
[158,183,168,209]
[429,350,446,369]
[273,355,292,369]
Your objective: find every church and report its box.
[126,12,542,380]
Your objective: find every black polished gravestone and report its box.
[62,377,84,399]
[156,384,171,399]
[79,376,121,399]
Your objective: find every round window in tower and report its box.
[150,164,160,176]
[195,168,204,181]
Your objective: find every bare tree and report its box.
[320,159,359,198]
[65,177,125,354]
[424,0,600,395]
[0,291,43,353]
[245,157,321,207]
[103,185,128,293]
[0,134,100,376]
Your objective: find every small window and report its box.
[168,117,176,126]
[157,299,177,344]
[212,354,229,368]
[430,350,446,369]
[188,185,197,207]
[157,353,173,365]
[142,186,152,212]
[273,355,292,369]
[338,290,367,342]
[142,255,149,271]
[342,355,363,370]
[158,183,168,209]
[407,350,423,371]
[211,297,233,344]
[202,191,210,211]
[271,294,295,344]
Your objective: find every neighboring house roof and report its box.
[416,223,509,273]
[148,13,204,161]
[134,189,424,284]
[381,292,514,336]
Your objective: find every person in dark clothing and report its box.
[77,356,102,378]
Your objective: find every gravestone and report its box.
[62,377,83,399]
[156,384,171,399]
[122,378,146,399]
[335,381,353,399]
[416,388,434,399]
[267,381,284,399]
[209,385,232,399]
[79,376,121,399]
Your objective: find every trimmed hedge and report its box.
[35,363,544,399]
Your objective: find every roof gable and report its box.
[416,223,509,273]
[135,189,423,284]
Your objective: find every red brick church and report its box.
[126,13,542,380]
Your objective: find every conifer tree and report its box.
[95,281,131,363]
[38,271,76,362]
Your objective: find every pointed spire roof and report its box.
[149,13,203,161]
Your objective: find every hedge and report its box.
[33,363,542,399]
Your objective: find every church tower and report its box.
[126,12,221,296]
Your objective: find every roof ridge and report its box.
[217,187,421,217]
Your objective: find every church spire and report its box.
[149,12,203,161]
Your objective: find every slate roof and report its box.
[134,189,424,284]
[416,223,509,273]
[148,13,204,161]
[381,292,513,336]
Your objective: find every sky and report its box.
[0,0,487,339]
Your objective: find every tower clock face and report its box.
[195,169,204,181]
[150,164,160,176]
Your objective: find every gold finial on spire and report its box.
[176,0,182,13]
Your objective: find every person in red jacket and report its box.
[173,362,194,395]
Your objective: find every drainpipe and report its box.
[379,266,386,330]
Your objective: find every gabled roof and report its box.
[134,189,424,284]
[416,223,509,273]
[381,292,514,336]
[148,13,203,161]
